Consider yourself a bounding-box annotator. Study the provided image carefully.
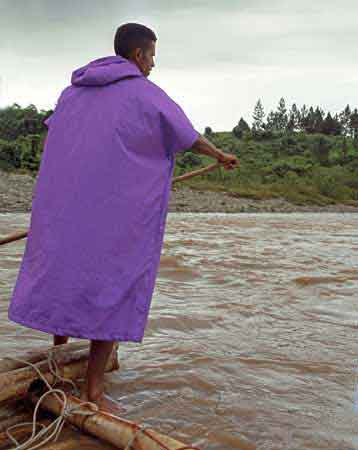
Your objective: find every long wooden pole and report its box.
[172,162,221,184]
[0,230,28,246]
[0,162,223,246]
[0,341,88,374]
[0,343,119,403]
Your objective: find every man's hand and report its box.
[217,153,240,171]
[191,134,239,171]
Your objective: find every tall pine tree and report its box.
[288,103,300,132]
[299,105,308,131]
[276,97,288,131]
[303,107,316,133]
[265,111,278,131]
[339,104,351,136]
[349,108,358,139]
[321,112,337,135]
[313,107,324,133]
[252,99,265,133]
[233,118,250,138]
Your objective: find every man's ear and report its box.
[134,48,143,61]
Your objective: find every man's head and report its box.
[114,23,157,78]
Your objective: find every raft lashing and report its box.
[0,342,201,450]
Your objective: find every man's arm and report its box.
[190,134,228,162]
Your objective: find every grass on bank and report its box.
[1,124,358,206]
[173,131,358,206]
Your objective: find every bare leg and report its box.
[81,340,124,415]
[53,335,69,346]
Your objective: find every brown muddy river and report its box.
[1,212,358,450]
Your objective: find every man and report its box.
[8,23,239,414]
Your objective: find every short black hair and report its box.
[114,23,157,59]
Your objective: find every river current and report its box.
[1,212,357,449]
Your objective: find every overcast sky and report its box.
[0,0,357,132]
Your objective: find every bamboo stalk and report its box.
[0,341,88,374]
[30,392,200,450]
[0,344,119,403]
[44,434,117,450]
[0,230,27,246]
[172,162,221,184]
[0,162,224,247]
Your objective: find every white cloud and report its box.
[0,0,357,131]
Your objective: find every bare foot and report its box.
[95,394,126,416]
[79,387,126,416]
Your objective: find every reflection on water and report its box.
[1,212,358,449]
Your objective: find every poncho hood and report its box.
[71,55,143,87]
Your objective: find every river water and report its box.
[1,212,358,450]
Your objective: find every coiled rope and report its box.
[3,353,98,450]
[2,353,201,450]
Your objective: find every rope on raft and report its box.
[0,161,224,247]
[4,354,98,450]
[3,353,202,450]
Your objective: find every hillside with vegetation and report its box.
[176,99,358,206]
[1,98,358,206]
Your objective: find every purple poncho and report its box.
[8,55,199,342]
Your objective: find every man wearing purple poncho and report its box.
[8,23,239,413]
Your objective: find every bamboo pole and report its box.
[0,341,88,374]
[0,162,224,247]
[30,392,201,450]
[0,343,119,403]
[0,230,27,246]
[172,162,221,184]
[0,419,118,450]
[44,434,117,450]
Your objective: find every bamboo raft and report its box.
[0,161,247,449]
[0,343,201,450]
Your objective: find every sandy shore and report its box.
[1,170,358,214]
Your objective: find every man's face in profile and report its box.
[133,40,156,78]
[142,40,156,78]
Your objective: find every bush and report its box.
[176,152,202,168]
[0,139,22,168]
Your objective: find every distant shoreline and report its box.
[169,185,358,213]
[1,170,358,214]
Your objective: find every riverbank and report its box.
[1,169,358,214]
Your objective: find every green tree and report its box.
[265,111,278,131]
[252,99,265,133]
[312,135,330,165]
[339,104,351,137]
[313,107,324,133]
[18,134,41,172]
[0,139,22,168]
[233,117,250,138]
[290,103,301,131]
[276,97,288,131]
[342,137,348,161]
[321,112,336,135]
[302,106,317,134]
[287,114,295,133]
[0,103,48,141]
[204,126,213,137]
[299,104,308,131]
[349,108,358,139]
